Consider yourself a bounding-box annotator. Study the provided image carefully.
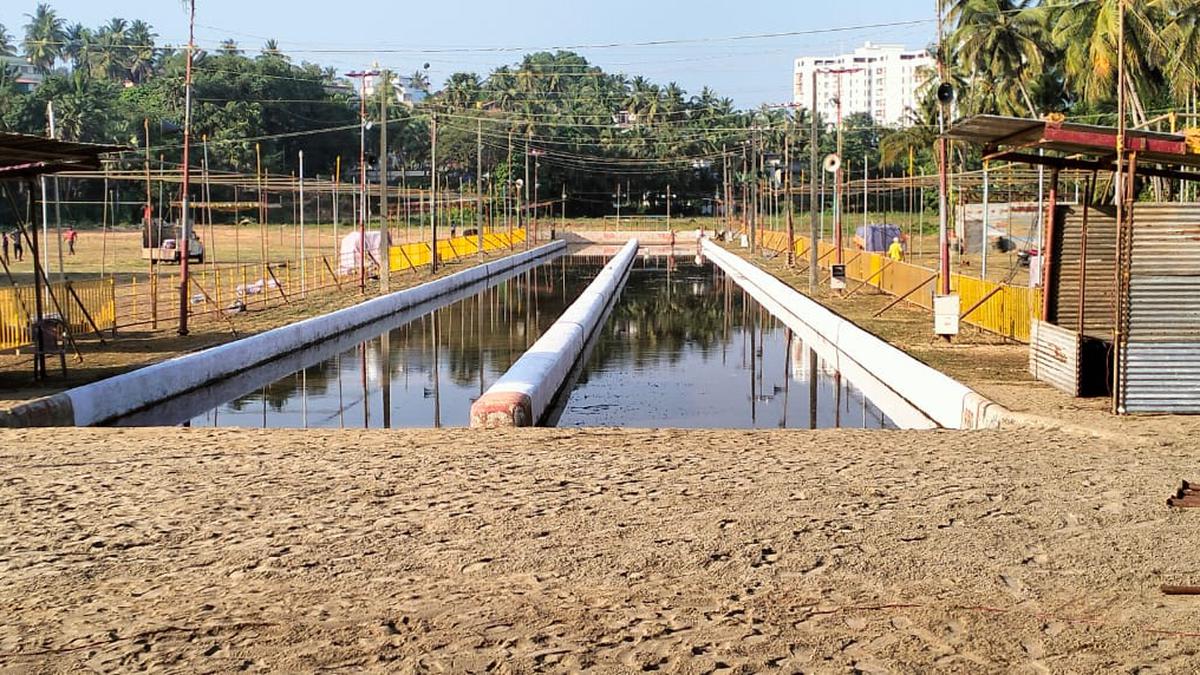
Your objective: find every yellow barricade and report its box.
[755,232,1039,343]
[0,277,116,350]
[389,228,527,273]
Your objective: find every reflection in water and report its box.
[186,257,604,428]
[552,259,897,429]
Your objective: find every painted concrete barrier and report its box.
[471,239,639,428]
[702,240,1007,430]
[0,241,567,428]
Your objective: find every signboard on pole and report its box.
[934,294,960,336]
[831,264,846,290]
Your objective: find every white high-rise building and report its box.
[793,42,934,127]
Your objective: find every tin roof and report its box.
[0,132,126,178]
[946,115,1200,180]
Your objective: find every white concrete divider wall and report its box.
[0,242,567,427]
[471,239,639,428]
[702,240,1005,430]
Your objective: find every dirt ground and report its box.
[0,428,1196,673]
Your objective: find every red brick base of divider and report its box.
[469,391,534,428]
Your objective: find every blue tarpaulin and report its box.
[855,224,903,252]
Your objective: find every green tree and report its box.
[0,23,16,57]
[23,3,65,73]
[948,0,1047,116]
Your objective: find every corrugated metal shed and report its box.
[1124,204,1200,412]
[1051,205,1117,339]
[1029,320,1080,396]
[946,115,1200,171]
[0,132,125,178]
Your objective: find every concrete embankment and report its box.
[471,239,639,428]
[0,242,566,427]
[702,240,1005,430]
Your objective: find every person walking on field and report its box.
[887,236,904,262]
[64,227,78,255]
[11,230,23,262]
[1,232,9,265]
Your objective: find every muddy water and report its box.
[548,258,902,429]
[114,255,605,428]
[116,254,910,430]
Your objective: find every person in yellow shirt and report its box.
[887,236,904,262]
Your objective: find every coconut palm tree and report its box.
[23,3,65,73]
[409,70,430,93]
[948,0,1047,117]
[0,23,15,57]
[1161,0,1200,104]
[219,39,241,56]
[1047,0,1167,126]
[125,20,157,83]
[62,23,91,72]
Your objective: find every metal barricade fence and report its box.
[1,229,534,350]
[753,232,1040,343]
[0,277,116,350]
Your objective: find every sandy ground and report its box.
[0,428,1197,673]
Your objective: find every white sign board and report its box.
[934,294,960,336]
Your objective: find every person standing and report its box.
[1,232,9,265]
[64,227,78,255]
[12,230,23,262]
[887,236,904,262]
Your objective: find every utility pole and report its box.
[834,73,845,265]
[524,131,531,248]
[785,113,794,267]
[380,69,390,292]
[476,117,484,259]
[430,112,439,273]
[809,70,819,292]
[46,102,63,282]
[531,148,542,244]
[936,0,951,296]
[666,184,672,232]
[299,150,305,296]
[749,130,758,254]
[143,118,157,328]
[178,0,196,336]
[346,69,379,292]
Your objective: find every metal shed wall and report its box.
[1029,319,1080,396]
[1124,204,1200,413]
[1050,205,1117,339]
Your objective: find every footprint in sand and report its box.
[460,558,493,574]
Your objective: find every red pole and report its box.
[178,0,196,335]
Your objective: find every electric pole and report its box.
[380,69,390,292]
[809,70,819,293]
[936,0,951,296]
[431,112,439,273]
[785,113,794,267]
[477,117,484,259]
[346,69,379,292]
[178,0,196,335]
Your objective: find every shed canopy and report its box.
[945,115,1200,182]
[0,132,125,178]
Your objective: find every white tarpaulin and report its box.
[338,231,383,275]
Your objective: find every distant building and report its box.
[2,56,44,93]
[362,71,428,107]
[793,42,934,127]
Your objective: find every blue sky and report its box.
[1,1,935,107]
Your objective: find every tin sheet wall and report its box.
[1124,204,1200,413]
[1050,205,1116,340]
